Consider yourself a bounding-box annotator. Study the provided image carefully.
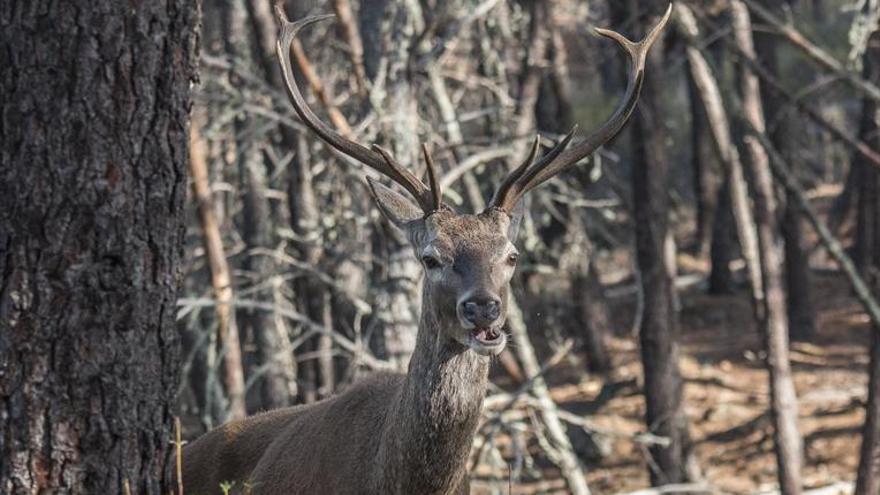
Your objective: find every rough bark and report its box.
[731,3,804,493]
[855,29,880,495]
[0,1,200,493]
[631,1,692,484]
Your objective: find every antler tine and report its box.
[491,127,578,211]
[372,145,436,212]
[487,3,672,213]
[488,135,540,209]
[273,3,434,213]
[422,144,443,212]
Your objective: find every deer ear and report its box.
[506,199,525,241]
[367,178,423,229]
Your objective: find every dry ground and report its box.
[473,270,870,494]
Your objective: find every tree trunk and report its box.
[675,3,765,306]
[248,0,315,405]
[0,2,200,493]
[631,1,692,484]
[731,3,804,493]
[687,62,721,261]
[561,215,613,376]
[288,133,334,402]
[223,0,295,409]
[360,0,423,369]
[855,29,880,495]
[709,180,738,294]
[754,0,816,342]
[572,264,613,375]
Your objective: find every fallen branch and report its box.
[613,483,719,495]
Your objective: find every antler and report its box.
[274,4,441,215]
[488,4,673,213]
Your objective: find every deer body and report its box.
[180,4,670,494]
[182,213,509,495]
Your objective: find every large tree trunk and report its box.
[855,29,880,495]
[0,2,200,493]
[630,1,692,484]
[731,3,804,493]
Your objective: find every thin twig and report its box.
[175,416,184,495]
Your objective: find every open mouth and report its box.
[472,326,503,345]
[468,326,506,356]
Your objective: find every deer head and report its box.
[274,4,671,357]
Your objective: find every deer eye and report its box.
[422,255,442,270]
[507,252,519,266]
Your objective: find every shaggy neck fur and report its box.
[372,291,490,494]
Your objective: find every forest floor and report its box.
[472,268,869,494]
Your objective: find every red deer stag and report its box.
[179,4,670,494]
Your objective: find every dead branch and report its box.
[331,0,367,93]
[189,125,247,420]
[741,0,880,102]
[745,123,880,331]
[505,299,591,495]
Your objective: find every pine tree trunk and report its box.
[731,3,804,493]
[753,0,816,342]
[0,2,200,493]
[631,1,692,484]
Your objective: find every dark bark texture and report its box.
[0,2,200,493]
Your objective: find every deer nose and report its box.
[460,295,501,327]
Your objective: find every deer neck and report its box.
[374,293,490,493]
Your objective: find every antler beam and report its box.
[488,4,673,213]
[274,3,441,215]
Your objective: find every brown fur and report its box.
[179,208,519,495]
